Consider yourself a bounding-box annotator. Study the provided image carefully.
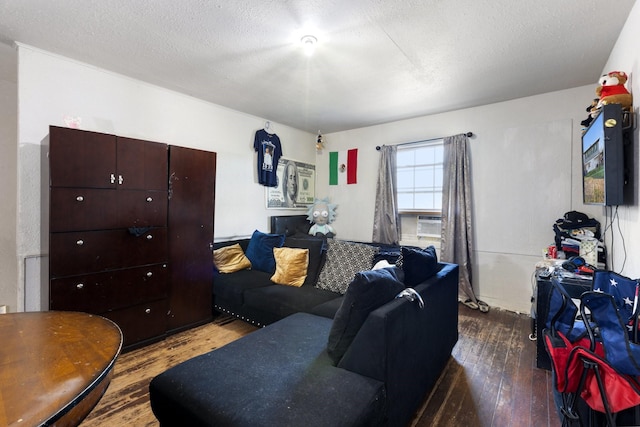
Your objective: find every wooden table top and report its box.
[0,311,122,427]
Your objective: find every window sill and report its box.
[399,210,442,216]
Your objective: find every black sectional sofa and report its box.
[211,226,337,325]
[211,215,418,325]
[149,215,459,426]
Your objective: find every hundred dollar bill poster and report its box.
[266,158,315,209]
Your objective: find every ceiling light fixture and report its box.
[300,35,317,56]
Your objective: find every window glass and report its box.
[397,139,443,212]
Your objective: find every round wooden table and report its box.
[0,311,123,427]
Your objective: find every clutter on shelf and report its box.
[546,210,606,272]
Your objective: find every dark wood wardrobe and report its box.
[48,126,216,350]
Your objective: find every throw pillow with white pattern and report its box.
[315,239,379,294]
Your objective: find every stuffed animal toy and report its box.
[596,71,633,110]
[306,197,337,237]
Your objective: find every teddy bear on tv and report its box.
[596,70,633,110]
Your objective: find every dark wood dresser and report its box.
[48,126,216,350]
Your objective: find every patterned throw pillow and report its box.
[315,240,379,294]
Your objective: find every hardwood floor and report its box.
[80,315,258,426]
[412,306,560,427]
[80,306,560,427]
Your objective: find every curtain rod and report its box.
[375,132,473,150]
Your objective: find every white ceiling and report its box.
[0,1,634,133]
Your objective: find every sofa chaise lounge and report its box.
[149,215,459,426]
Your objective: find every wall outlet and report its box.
[0,305,8,314]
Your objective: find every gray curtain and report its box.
[372,145,399,245]
[440,134,478,305]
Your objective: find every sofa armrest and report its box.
[338,263,459,426]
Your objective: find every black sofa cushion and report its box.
[244,284,341,320]
[400,245,439,287]
[213,269,274,306]
[327,267,405,364]
[307,296,344,319]
[372,243,403,265]
[245,230,285,273]
[149,313,386,427]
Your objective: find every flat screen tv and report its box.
[582,103,629,206]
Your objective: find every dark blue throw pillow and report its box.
[327,268,405,365]
[244,230,285,273]
[401,246,438,287]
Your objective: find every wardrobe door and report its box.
[49,126,117,189]
[167,145,216,332]
[117,137,168,191]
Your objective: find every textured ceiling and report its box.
[0,1,634,133]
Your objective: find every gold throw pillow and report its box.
[213,243,252,273]
[271,247,309,287]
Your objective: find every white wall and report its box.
[601,2,640,277]
[0,43,18,312]
[10,1,640,315]
[317,86,603,313]
[16,44,316,312]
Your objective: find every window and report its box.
[396,139,443,213]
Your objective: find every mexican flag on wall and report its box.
[329,149,358,185]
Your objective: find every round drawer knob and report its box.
[145,308,151,314]
[76,196,84,202]
[146,271,153,277]
[146,234,153,240]
[76,240,84,246]
[76,283,84,289]
[146,197,153,202]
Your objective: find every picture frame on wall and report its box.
[266,158,315,209]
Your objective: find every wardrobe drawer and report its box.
[50,263,169,313]
[119,227,168,268]
[102,299,168,347]
[51,188,167,232]
[50,188,119,232]
[50,228,168,277]
[118,190,167,228]
[50,230,120,276]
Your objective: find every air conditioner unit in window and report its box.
[417,215,441,237]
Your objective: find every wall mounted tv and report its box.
[582,103,631,206]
